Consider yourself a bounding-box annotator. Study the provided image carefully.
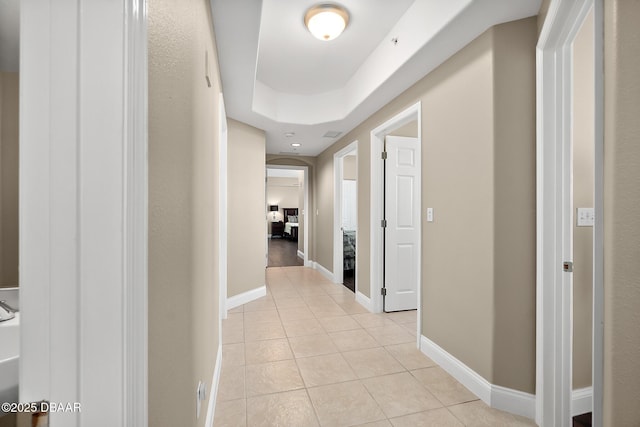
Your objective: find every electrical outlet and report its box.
[196,381,207,418]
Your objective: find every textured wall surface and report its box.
[572,9,595,390]
[491,17,537,393]
[603,0,640,424]
[148,0,222,425]
[227,119,266,297]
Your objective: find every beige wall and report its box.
[603,0,640,424]
[491,17,537,392]
[228,119,266,296]
[343,155,357,180]
[148,0,222,426]
[315,151,335,272]
[0,72,19,288]
[389,120,418,138]
[572,9,594,390]
[316,18,537,392]
[267,155,316,261]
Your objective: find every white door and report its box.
[384,136,420,311]
[342,180,357,231]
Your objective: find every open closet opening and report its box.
[333,142,358,293]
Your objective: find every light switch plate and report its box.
[427,208,434,222]
[577,207,595,227]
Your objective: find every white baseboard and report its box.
[356,291,373,312]
[204,343,223,427]
[572,387,592,416]
[226,285,266,310]
[313,262,334,282]
[420,335,535,420]
[491,385,536,420]
[297,250,304,259]
[420,335,492,404]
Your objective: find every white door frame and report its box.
[333,141,358,287]
[20,0,148,425]
[536,0,604,425]
[265,165,310,267]
[369,102,421,343]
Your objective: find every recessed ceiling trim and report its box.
[212,0,542,156]
[251,0,476,125]
[253,80,350,125]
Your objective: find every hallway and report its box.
[215,267,536,426]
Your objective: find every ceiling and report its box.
[0,0,20,72]
[212,0,541,156]
[1,1,542,156]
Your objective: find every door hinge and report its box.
[381,151,387,160]
[381,288,387,296]
[381,219,387,228]
[563,261,573,272]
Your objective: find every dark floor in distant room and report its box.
[573,412,592,427]
[343,268,355,292]
[267,237,303,267]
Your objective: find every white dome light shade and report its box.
[304,5,349,41]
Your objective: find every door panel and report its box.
[384,136,420,312]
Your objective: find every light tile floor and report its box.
[214,266,537,427]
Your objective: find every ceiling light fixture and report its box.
[304,4,349,41]
[284,132,295,137]
[291,143,301,147]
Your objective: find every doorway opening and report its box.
[536,0,603,425]
[369,102,422,342]
[333,141,358,293]
[265,165,309,268]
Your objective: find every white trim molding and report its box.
[572,387,593,417]
[420,336,536,420]
[297,250,304,260]
[355,291,373,313]
[204,343,223,427]
[492,385,536,420]
[420,336,491,404]
[20,1,148,425]
[227,286,267,310]
[313,262,335,282]
[124,1,149,424]
[536,0,603,426]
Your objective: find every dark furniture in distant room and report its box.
[271,221,284,238]
[283,208,299,241]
